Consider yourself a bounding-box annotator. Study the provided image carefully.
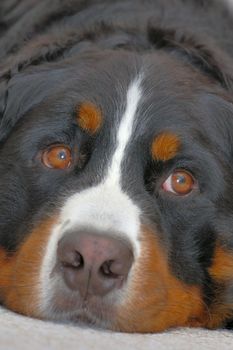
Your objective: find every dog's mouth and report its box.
[70,304,114,329]
[48,286,119,329]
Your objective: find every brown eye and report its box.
[162,170,196,196]
[42,145,72,169]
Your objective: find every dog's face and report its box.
[1,49,233,333]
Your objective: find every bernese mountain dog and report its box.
[0,0,233,333]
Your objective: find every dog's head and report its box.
[1,25,233,332]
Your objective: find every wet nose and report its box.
[57,231,134,297]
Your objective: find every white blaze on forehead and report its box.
[40,77,143,313]
[106,78,142,186]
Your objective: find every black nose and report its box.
[57,231,134,297]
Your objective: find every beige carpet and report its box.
[1,306,233,350]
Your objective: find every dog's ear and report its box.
[148,26,233,90]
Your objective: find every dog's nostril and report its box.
[61,251,84,269]
[100,260,118,278]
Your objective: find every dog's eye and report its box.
[162,170,196,195]
[41,145,72,169]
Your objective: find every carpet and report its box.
[1,306,233,350]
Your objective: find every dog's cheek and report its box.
[114,227,206,333]
[207,244,233,328]
[0,216,58,317]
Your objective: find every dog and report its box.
[1,0,233,333]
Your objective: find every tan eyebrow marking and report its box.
[151,132,181,161]
[76,102,102,135]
